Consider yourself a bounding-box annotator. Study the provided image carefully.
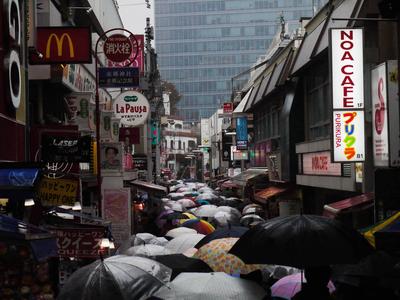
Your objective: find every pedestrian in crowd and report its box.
[292,266,334,300]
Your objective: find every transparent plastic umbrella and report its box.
[166,227,197,238]
[165,233,205,254]
[193,205,218,218]
[125,244,172,257]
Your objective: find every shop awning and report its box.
[251,70,273,107]
[254,185,289,204]
[243,82,261,112]
[323,192,374,219]
[233,87,253,113]
[231,168,268,186]
[129,180,168,193]
[0,215,57,262]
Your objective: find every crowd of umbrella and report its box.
[58,181,399,300]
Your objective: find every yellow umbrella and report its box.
[193,238,262,275]
[177,212,197,225]
[363,211,400,247]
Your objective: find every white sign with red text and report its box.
[371,63,389,166]
[303,151,341,176]
[333,110,365,162]
[331,28,364,109]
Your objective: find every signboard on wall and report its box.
[103,188,131,247]
[41,135,91,162]
[200,118,211,147]
[100,142,123,171]
[99,67,139,88]
[332,111,365,162]
[54,228,104,258]
[223,102,233,114]
[330,28,365,163]
[330,28,364,109]
[267,152,282,181]
[372,62,389,166]
[236,117,248,150]
[113,91,150,126]
[37,178,78,206]
[30,27,92,64]
[302,151,342,176]
[371,61,400,167]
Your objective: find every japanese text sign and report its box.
[30,27,92,64]
[302,151,342,176]
[113,91,150,126]
[99,67,139,88]
[333,110,365,162]
[37,178,78,206]
[55,228,104,258]
[330,28,364,109]
[223,102,233,114]
[103,34,135,63]
[107,35,144,73]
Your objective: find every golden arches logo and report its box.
[45,33,75,58]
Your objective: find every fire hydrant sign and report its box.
[330,28,364,109]
[103,34,133,63]
[332,111,365,162]
[37,178,78,206]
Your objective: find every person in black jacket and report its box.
[292,266,334,300]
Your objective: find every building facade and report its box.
[154,0,326,122]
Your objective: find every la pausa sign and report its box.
[113,91,150,126]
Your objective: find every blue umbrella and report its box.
[195,199,210,206]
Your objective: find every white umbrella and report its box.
[177,199,197,208]
[213,211,240,227]
[166,227,197,238]
[240,214,265,227]
[198,187,215,194]
[216,206,242,218]
[161,198,170,203]
[165,234,205,254]
[242,204,262,214]
[193,205,218,217]
[195,193,219,202]
[168,192,185,200]
[152,237,169,246]
[170,202,184,212]
[125,244,171,257]
[154,272,266,300]
[117,233,157,254]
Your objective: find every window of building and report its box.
[183,142,186,151]
[305,63,330,140]
[178,140,182,149]
[170,140,174,149]
[175,123,182,129]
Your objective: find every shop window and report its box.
[305,64,330,140]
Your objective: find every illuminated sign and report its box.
[236,117,248,150]
[37,178,78,206]
[302,151,342,176]
[330,28,364,109]
[332,110,365,162]
[30,27,92,64]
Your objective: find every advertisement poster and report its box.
[103,188,131,247]
[236,117,248,150]
[100,142,123,171]
[332,110,365,162]
[200,118,211,147]
[65,92,92,130]
[371,63,389,166]
[100,110,113,141]
[37,178,78,206]
[387,60,400,167]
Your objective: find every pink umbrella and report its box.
[271,273,335,299]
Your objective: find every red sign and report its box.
[108,35,144,73]
[54,228,105,258]
[302,151,342,176]
[30,27,92,64]
[223,102,233,114]
[104,34,133,63]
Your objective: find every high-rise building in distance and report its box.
[154,0,327,122]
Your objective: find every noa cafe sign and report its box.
[330,28,364,109]
[113,91,150,126]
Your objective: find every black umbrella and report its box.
[229,214,373,268]
[152,254,213,279]
[58,255,171,300]
[195,226,248,249]
[161,212,188,220]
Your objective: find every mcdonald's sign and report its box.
[30,27,92,64]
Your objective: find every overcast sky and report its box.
[118,0,154,36]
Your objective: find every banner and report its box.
[30,27,92,64]
[332,110,365,162]
[37,178,78,206]
[100,110,113,141]
[103,189,131,247]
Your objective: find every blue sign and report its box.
[236,117,248,150]
[98,67,139,88]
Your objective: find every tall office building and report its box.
[154,0,327,122]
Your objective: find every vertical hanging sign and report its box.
[236,117,248,150]
[330,28,365,162]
